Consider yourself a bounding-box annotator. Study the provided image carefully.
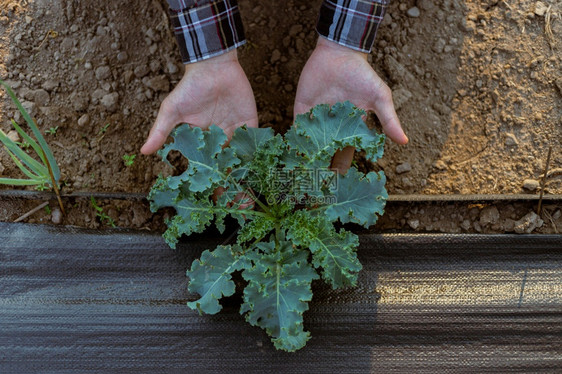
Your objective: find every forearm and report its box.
[316,0,389,53]
[166,0,246,64]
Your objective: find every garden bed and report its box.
[0,0,561,230]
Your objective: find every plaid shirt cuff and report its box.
[168,0,246,64]
[316,0,389,53]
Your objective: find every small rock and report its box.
[433,160,447,170]
[78,114,90,127]
[144,75,170,92]
[461,219,471,231]
[432,38,446,53]
[289,24,303,36]
[7,130,20,143]
[123,70,135,84]
[33,89,50,106]
[522,179,540,191]
[167,61,179,74]
[535,2,548,16]
[479,206,500,226]
[51,208,62,224]
[503,218,516,232]
[134,64,150,78]
[514,211,543,234]
[101,92,119,112]
[408,219,420,230]
[406,7,420,17]
[505,132,518,146]
[70,91,89,111]
[117,52,128,62]
[396,162,412,174]
[95,66,112,80]
[271,49,281,64]
[0,161,4,174]
[42,80,59,92]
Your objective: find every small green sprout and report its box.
[98,123,110,135]
[46,126,59,136]
[90,196,116,228]
[122,154,136,167]
[44,205,52,215]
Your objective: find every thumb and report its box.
[141,101,179,155]
[370,82,408,145]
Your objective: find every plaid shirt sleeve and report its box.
[316,0,389,53]
[166,0,246,64]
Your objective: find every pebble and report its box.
[408,219,420,230]
[514,211,543,234]
[433,160,447,170]
[479,206,500,226]
[33,89,50,106]
[0,161,4,174]
[78,114,90,127]
[271,49,281,64]
[522,179,540,191]
[95,66,112,80]
[117,52,128,62]
[7,130,20,143]
[396,162,412,174]
[101,92,119,111]
[42,79,59,92]
[51,208,62,224]
[144,75,170,92]
[407,7,420,18]
[461,219,471,231]
[167,61,179,74]
[505,132,518,146]
[134,64,150,78]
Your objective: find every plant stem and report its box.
[40,147,65,216]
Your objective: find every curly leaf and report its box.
[230,126,275,165]
[284,210,361,288]
[158,124,240,192]
[187,245,249,314]
[241,241,319,352]
[320,168,387,227]
[284,101,385,167]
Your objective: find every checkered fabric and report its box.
[166,0,389,63]
[166,0,246,64]
[317,0,389,53]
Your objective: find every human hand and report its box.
[141,50,258,155]
[294,37,408,173]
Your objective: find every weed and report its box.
[122,154,136,167]
[90,196,116,228]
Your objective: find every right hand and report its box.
[141,50,258,155]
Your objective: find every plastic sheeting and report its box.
[1,222,561,372]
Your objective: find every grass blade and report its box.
[0,79,60,181]
[0,177,41,186]
[11,119,43,162]
[4,147,43,180]
[0,129,48,176]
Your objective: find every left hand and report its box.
[294,37,408,173]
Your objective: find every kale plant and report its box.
[148,101,387,352]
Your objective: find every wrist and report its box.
[315,37,368,61]
[186,50,239,73]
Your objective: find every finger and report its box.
[141,102,179,155]
[330,146,355,175]
[371,85,409,145]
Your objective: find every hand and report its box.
[294,37,408,173]
[141,50,258,155]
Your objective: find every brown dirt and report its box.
[1,0,561,233]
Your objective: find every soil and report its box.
[0,0,561,233]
